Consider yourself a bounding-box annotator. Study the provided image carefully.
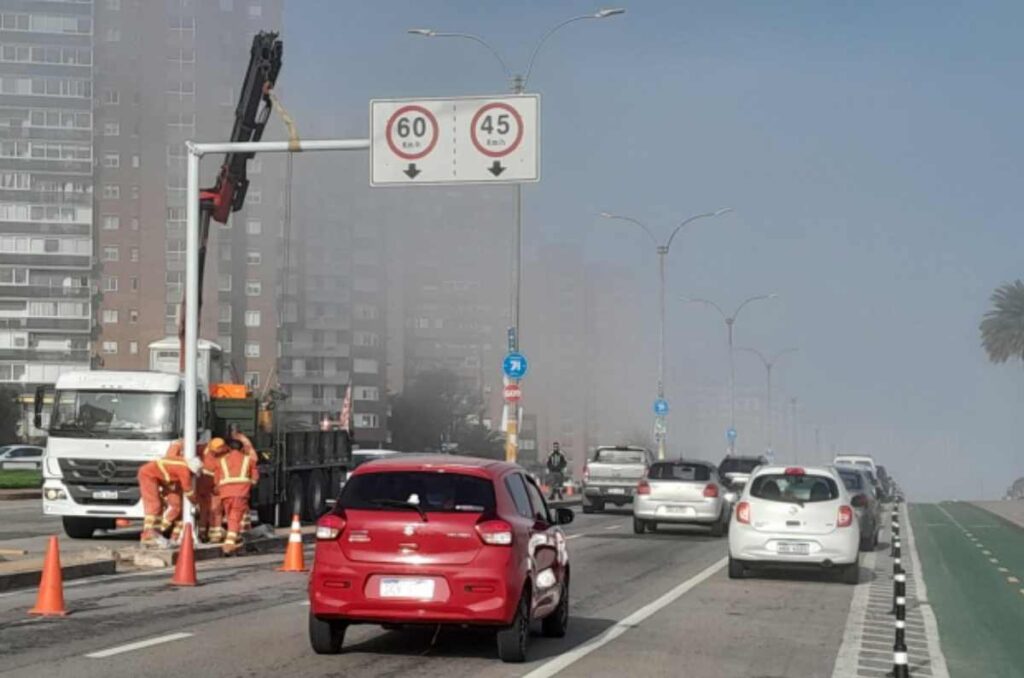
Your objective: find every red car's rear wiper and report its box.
[371,499,428,522]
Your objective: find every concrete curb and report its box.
[0,556,117,593]
[0,489,40,501]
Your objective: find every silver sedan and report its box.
[633,460,732,536]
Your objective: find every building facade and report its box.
[0,1,96,420]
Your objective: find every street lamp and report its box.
[409,9,625,464]
[736,347,797,459]
[684,293,778,454]
[599,208,732,460]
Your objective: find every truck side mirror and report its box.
[33,385,49,431]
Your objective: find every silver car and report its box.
[633,460,731,536]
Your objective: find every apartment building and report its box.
[91,0,282,386]
[0,1,95,409]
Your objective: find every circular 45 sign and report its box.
[471,102,524,158]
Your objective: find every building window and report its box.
[130,218,139,231]
[102,309,118,324]
[220,0,234,10]
[102,184,120,199]
[244,310,261,327]
[245,280,261,296]
[106,0,122,10]
[102,153,120,168]
[102,121,119,136]
[354,413,379,429]
[218,274,232,292]
[104,27,120,42]
[244,341,260,358]
[219,336,232,353]
[246,219,262,235]
[353,331,380,347]
[129,341,138,355]
[244,371,260,389]
[355,386,380,401]
[102,341,118,355]
[102,246,119,261]
[353,358,379,374]
[102,215,120,230]
[246,250,262,265]
[129,277,138,291]
[102,89,119,105]
[129,247,138,262]
[248,4,263,18]
[355,304,378,320]
[129,309,139,323]
[131,154,140,168]
[248,189,262,204]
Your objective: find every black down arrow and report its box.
[404,163,421,179]
[488,161,506,177]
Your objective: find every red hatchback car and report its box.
[308,455,575,662]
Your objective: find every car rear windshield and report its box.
[837,470,863,491]
[719,458,762,475]
[649,463,711,481]
[594,449,646,464]
[750,473,840,504]
[339,471,496,513]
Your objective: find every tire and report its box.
[541,579,570,638]
[308,612,346,655]
[859,534,872,552]
[632,516,647,534]
[496,590,530,663]
[728,556,745,579]
[841,561,860,585]
[287,473,306,522]
[582,503,594,515]
[63,517,101,539]
[710,513,727,538]
[648,522,658,533]
[591,500,604,513]
[305,470,328,520]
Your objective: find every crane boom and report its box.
[179,32,283,369]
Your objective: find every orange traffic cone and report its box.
[170,523,198,586]
[28,536,67,617]
[277,514,306,572]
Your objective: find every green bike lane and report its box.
[909,502,1024,678]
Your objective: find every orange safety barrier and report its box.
[278,514,307,572]
[28,536,67,617]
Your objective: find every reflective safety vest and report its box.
[216,450,259,498]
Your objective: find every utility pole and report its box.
[737,347,797,462]
[790,396,799,462]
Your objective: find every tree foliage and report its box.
[980,280,1024,364]
[0,389,21,443]
[390,369,503,459]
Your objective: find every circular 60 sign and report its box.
[471,102,524,158]
[385,105,439,160]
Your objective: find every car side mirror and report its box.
[724,492,738,504]
[851,494,867,508]
[555,507,574,525]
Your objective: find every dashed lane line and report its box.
[521,557,727,678]
[85,632,193,659]
[603,524,620,531]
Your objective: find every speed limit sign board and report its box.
[370,94,539,186]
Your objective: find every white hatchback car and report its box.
[728,465,860,584]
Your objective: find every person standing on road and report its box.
[214,438,259,555]
[228,425,259,535]
[137,440,195,546]
[197,437,228,543]
[546,442,568,501]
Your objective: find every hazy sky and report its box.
[280,1,1024,500]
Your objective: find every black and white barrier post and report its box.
[892,568,909,677]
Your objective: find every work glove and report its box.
[187,456,203,474]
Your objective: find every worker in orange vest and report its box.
[137,440,195,546]
[214,437,259,554]
[227,425,259,535]
[196,437,228,543]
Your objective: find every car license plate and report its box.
[777,542,810,555]
[92,490,118,500]
[380,577,435,599]
[665,506,695,516]
[607,488,626,495]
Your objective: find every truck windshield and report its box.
[50,390,179,440]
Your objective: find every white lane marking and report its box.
[522,557,726,678]
[1008,577,1020,584]
[603,524,620,531]
[983,550,992,555]
[86,632,193,659]
[298,600,311,606]
[999,567,1009,573]
[565,534,583,541]
[830,549,878,678]
[903,504,951,678]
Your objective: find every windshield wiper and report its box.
[370,499,428,522]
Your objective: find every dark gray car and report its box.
[836,467,880,551]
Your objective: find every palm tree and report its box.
[980,280,1024,363]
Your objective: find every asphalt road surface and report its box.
[0,499,142,558]
[0,508,871,678]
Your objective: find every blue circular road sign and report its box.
[502,352,528,379]
[726,427,738,442]
[653,398,670,416]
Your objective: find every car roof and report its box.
[719,455,766,462]
[653,458,716,467]
[752,464,840,478]
[351,454,518,479]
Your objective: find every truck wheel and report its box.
[62,517,102,539]
[287,473,306,522]
[305,470,328,520]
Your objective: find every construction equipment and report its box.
[178,31,284,368]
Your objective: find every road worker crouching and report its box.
[214,437,260,555]
[137,440,195,546]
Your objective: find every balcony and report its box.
[0,253,90,269]
[0,284,90,299]
[22,317,90,332]
[280,342,351,359]
[277,370,351,386]
[0,347,90,362]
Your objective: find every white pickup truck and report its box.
[581,445,653,514]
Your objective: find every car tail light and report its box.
[703,483,719,498]
[784,467,805,476]
[315,513,346,540]
[637,480,651,495]
[476,519,513,546]
[837,505,854,528]
[583,464,590,483]
[736,501,751,524]
[851,493,867,509]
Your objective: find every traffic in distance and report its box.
[1,3,1023,678]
